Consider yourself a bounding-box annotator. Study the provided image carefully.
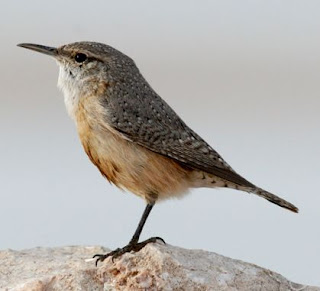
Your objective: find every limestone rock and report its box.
[0,244,318,290]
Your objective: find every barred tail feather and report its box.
[252,187,299,213]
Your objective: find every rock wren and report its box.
[18,42,298,264]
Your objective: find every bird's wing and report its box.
[102,87,254,188]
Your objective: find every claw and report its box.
[93,254,108,266]
[93,237,165,266]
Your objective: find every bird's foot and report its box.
[93,236,165,266]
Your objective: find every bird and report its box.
[17,42,298,264]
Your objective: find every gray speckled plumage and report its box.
[72,41,253,188]
[102,70,254,188]
[62,42,298,212]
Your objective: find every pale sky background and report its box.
[1,0,320,286]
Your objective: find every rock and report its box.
[0,246,105,291]
[0,244,318,291]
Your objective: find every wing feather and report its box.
[100,75,254,188]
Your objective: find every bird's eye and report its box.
[75,53,87,63]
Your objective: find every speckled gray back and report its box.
[82,42,254,187]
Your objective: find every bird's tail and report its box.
[251,187,299,213]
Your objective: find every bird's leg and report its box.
[94,203,165,265]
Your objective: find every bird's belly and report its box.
[78,124,193,203]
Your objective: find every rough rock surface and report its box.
[0,244,318,291]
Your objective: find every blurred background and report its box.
[1,0,319,286]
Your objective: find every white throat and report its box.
[57,65,80,120]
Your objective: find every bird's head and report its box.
[18,41,138,118]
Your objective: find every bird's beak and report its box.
[17,43,57,57]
